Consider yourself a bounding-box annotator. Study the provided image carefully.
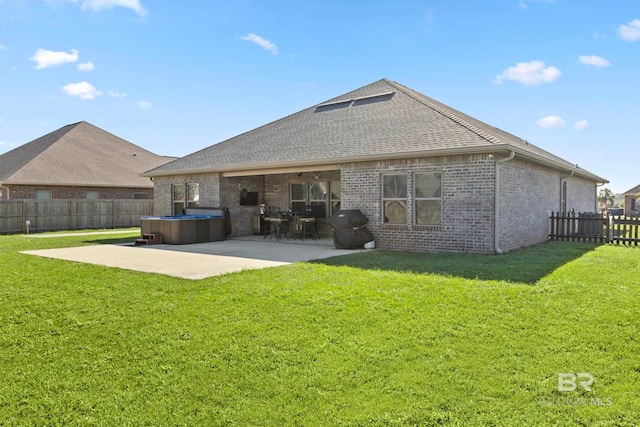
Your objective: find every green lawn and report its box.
[1,232,639,426]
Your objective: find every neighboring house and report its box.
[143,78,607,254]
[0,121,175,200]
[622,184,639,215]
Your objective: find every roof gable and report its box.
[143,78,605,183]
[0,121,174,188]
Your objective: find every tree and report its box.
[598,187,615,211]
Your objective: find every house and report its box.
[0,121,174,201]
[143,78,607,254]
[622,184,639,215]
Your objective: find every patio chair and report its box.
[299,205,318,241]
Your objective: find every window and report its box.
[86,191,99,200]
[289,181,340,218]
[134,193,150,200]
[36,190,52,200]
[186,183,200,208]
[414,173,442,225]
[172,183,200,214]
[382,174,407,224]
[290,183,307,214]
[309,182,328,218]
[632,197,637,212]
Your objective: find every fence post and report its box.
[21,200,27,233]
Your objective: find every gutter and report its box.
[494,150,515,254]
[0,183,9,199]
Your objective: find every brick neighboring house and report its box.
[622,184,639,215]
[0,121,175,200]
[143,78,607,254]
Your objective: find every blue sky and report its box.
[0,0,638,193]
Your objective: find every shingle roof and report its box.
[622,184,640,195]
[0,121,174,188]
[143,78,606,182]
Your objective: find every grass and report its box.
[1,232,639,426]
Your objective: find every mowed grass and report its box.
[1,232,639,426]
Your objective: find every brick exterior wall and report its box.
[153,173,221,216]
[4,185,153,200]
[153,171,342,237]
[497,158,597,252]
[341,155,496,254]
[150,156,598,253]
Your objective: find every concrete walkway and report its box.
[21,236,367,280]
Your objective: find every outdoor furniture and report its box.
[299,205,318,241]
[264,206,289,241]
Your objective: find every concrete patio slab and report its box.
[21,236,367,280]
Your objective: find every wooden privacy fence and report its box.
[549,211,640,246]
[0,199,154,234]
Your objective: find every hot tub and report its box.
[140,214,226,245]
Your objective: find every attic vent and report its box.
[352,91,395,102]
[315,99,353,112]
[315,91,395,112]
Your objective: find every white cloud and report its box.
[77,61,94,71]
[138,101,152,109]
[0,43,5,50]
[241,33,278,54]
[536,115,566,128]
[30,48,79,69]
[61,81,102,99]
[109,90,126,98]
[579,55,611,68]
[574,120,590,131]
[81,0,147,15]
[618,19,640,42]
[494,60,561,85]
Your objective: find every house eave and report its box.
[142,144,607,183]
[0,180,154,189]
[142,146,508,178]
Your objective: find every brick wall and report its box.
[153,171,342,237]
[153,173,221,216]
[5,185,153,200]
[148,156,598,253]
[341,155,496,254]
[497,158,597,252]
[220,176,262,236]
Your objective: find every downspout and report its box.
[0,184,9,200]
[494,151,515,254]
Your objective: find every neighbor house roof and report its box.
[143,78,606,183]
[622,184,640,195]
[0,121,175,188]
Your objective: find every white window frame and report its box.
[413,172,442,226]
[381,174,408,225]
